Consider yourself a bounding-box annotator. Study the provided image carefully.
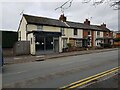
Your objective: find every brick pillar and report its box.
[91,31,94,47]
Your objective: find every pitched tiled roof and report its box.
[23,14,67,27]
[97,26,110,32]
[66,21,103,31]
[23,14,110,31]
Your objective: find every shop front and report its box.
[33,31,61,55]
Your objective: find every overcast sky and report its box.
[0,0,119,31]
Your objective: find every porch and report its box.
[28,31,62,55]
[95,37,113,48]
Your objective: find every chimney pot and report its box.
[59,14,67,22]
[101,23,106,28]
[84,19,90,25]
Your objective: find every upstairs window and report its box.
[37,25,43,30]
[60,28,65,36]
[74,28,78,35]
[88,31,91,35]
[97,31,100,36]
[106,32,109,36]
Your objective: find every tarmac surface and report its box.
[2,49,118,88]
[85,73,119,88]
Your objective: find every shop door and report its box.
[36,37,44,51]
[46,37,53,50]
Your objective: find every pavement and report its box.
[2,50,118,88]
[4,48,118,65]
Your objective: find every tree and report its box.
[55,0,120,12]
[82,0,120,10]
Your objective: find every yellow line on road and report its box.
[59,66,120,90]
[69,69,118,89]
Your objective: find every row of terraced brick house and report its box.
[18,14,113,55]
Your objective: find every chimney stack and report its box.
[84,19,90,25]
[59,14,67,22]
[101,23,106,28]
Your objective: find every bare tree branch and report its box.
[110,0,120,10]
[93,0,105,6]
[55,0,73,14]
[55,0,120,13]
[82,0,91,3]
[82,0,120,10]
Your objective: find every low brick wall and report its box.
[113,42,120,47]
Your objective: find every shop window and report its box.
[74,28,78,35]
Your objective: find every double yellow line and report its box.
[58,66,120,90]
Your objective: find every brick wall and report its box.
[91,31,94,47]
[116,33,120,38]
[83,30,88,38]
[104,31,113,37]
[83,30,94,47]
[104,32,108,37]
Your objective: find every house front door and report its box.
[53,38,59,52]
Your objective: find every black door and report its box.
[36,36,53,51]
[36,37,44,51]
[46,37,53,50]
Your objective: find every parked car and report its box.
[0,46,3,66]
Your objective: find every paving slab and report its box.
[4,48,118,65]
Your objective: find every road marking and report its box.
[69,69,118,89]
[58,66,120,90]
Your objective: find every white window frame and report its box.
[97,31,100,36]
[88,30,91,36]
[74,28,78,36]
[60,28,65,36]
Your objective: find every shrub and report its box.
[100,43,112,48]
[67,43,72,48]
[114,38,120,42]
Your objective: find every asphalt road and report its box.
[3,50,118,88]
[85,73,119,88]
